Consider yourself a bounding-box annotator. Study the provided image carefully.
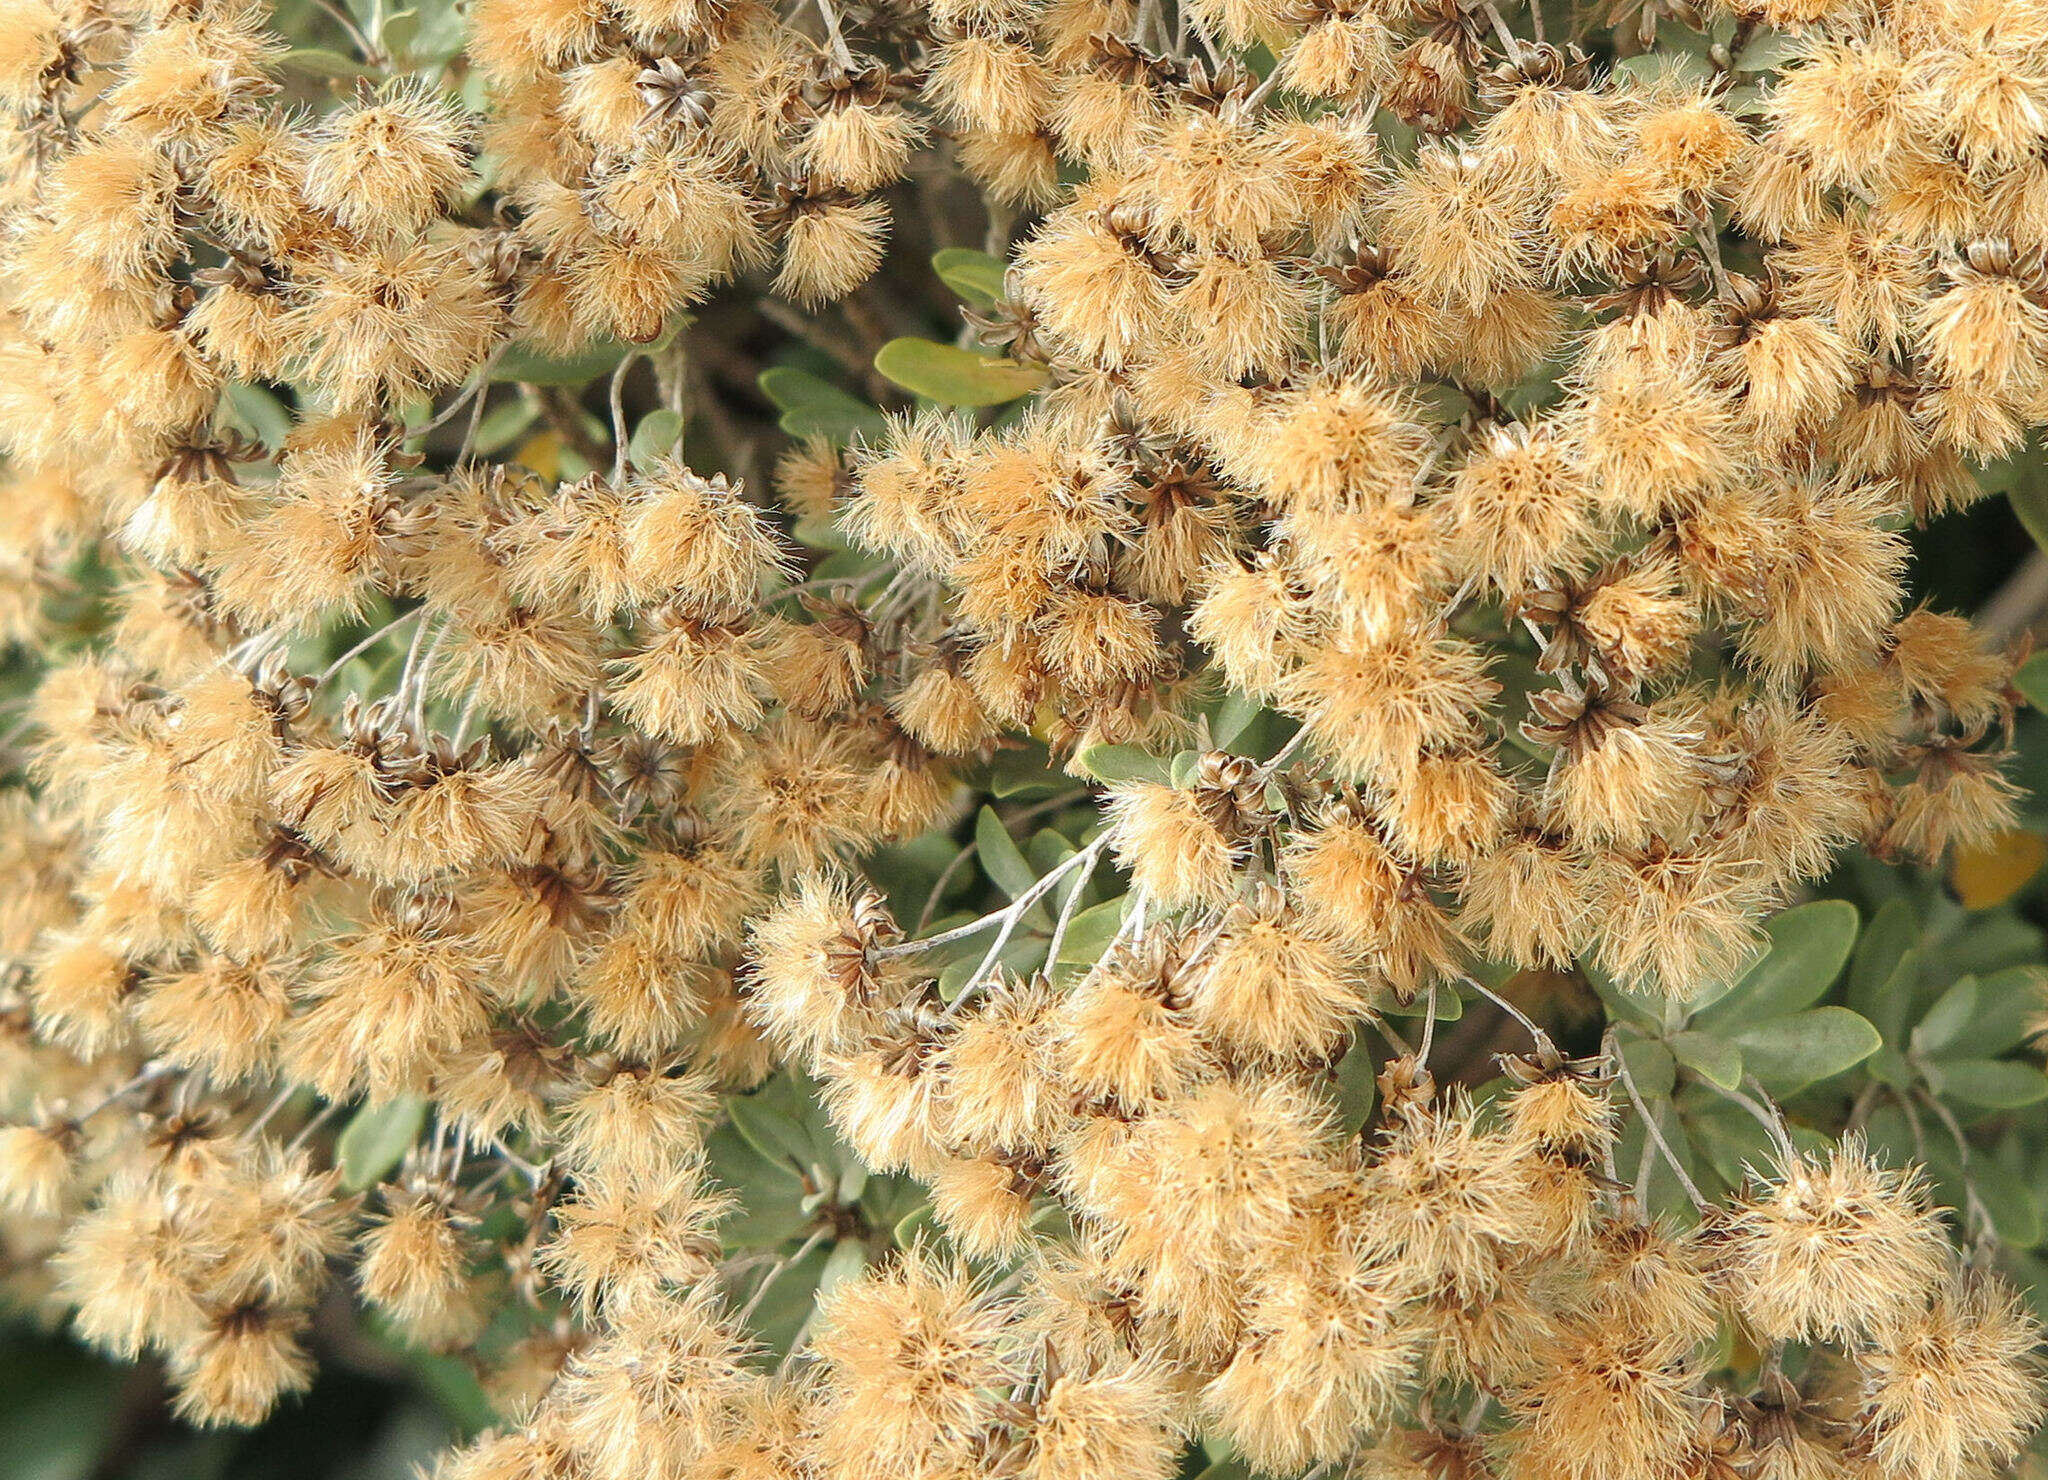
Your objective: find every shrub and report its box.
[4,0,2048,1476]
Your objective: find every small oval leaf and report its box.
[931,248,1007,307]
[627,407,685,470]
[727,1089,817,1173]
[1054,895,1132,969]
[975,805,1039,901]
[757,366,887,444]
[1922,1058,2048,1109]
[1075,745,1172,785]
[1913,975,1982,1058]
[337,1095,429,1191]
[873,337,1046,407]
[1697,900,1858,1025]
[1670,1030,1744,1091]
[2015,651,2048,712]
[495,338,633,386]
[1731,1007,1881,1096]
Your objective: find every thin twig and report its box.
[1239,63,1284,113]
[1979,548,2048,643]
[1461,973,1549,1048]
[1043,856,1106,977]
[910,790,1092,932]
[1695,1074,1799,1163]
[286,1098,346,1153]
[736,1227,831,1324]
[1606,1029,1709,1211]
[68,1061,176,1122]
[940,839,1110,1011]
[1912,1085,2001,1246]
[406,617,451,736]
[1693,207,1731,298]
[814,0,856,67]
[1479,0,1521,56]
[609,353,642,484]
[414,343,509,440]
[310,0,382,63]
[244,1083,300,1138]
[1257,724,1310,777]
[451,689,482,751]
[318,606,425,685]
[491,1136,551,1187]
[458,373,494,466]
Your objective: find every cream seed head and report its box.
[0,0,2045,1473]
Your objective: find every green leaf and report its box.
[1849,898,1919,1042]
[402,0,468,63]
[894,1201,936,1248]
[1677,1087,1778,1189]
[1942,906,2046,977]
[705,1125,811,1248]
[1850,897,1916,1000]
[976,805,1038,900]
[2009,475,2048,554]
[1386,987,1462,1022]
[392,1341,500,1433]
[336,1095,429,1190]
[1208,688,1263,750]
[1730,1007,1880,1096]
[1055,894,1132,968]
[815,1236,869,1299]
[931,247,1007,307]
[378,7,421,56]
[1670,1030,1744,1091]
[495,338,633,386]
[863,832,958,921]
[874,338,1046,407]
[758,366,888,444]
[1959,966,2047,1057]
[1922,1058,2048,1109]
[1618,1033,1676,1101]
[1696,899,1857,1024]
[221,381,294,449]
[1025,826,1079,877]
[627,408,685,470]
[1918,1134,2043,1247]
[1913,975,1982,1057]
[727,1089,816,1173]
[2016,653,2048,713]
[745,1238,831,1352]
[1586,961,1664,1034]
[1734,27,1803,72]
[279,45,375,78]
[1965,1158,2043,1247]
[1334,1031,1376,1135]
[988,743,1068,798]
[0,1337,126,1480]
[1866,1042,1914,1089]
[470,396,539,455]
[1074,744,1171,785]
[939,935,1043,998]
[1612,47,1713,89]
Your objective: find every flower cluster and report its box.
[0,0,2045,1475]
